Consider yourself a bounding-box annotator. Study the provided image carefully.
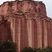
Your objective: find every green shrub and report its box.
[22,47,34,52]
[22,47,52,52]
[0,40,16,52]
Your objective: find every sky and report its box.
[0,0,52,18]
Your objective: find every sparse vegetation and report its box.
[22,47,52,52]
[0,40,16,52]
[0,41,52,52]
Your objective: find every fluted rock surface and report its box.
[0,0,52,52]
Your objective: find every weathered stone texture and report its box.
[0,0,52,52]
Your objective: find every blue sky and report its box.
[0,0,52,18]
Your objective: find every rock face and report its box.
[0,0,52,52]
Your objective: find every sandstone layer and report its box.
[0,0,52,52]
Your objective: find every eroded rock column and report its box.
[32,19,37,48]
[27,19,33,47]
[36,19,42,48]
[20,18,28,50]
[50,20,52,46]
[10,18,16,42]
[43,20,48,48]
[15,18,21,52]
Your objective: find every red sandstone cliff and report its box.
[0,0,52,52]
[0,0,46,17]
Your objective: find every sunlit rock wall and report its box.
[0,0,52,52]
